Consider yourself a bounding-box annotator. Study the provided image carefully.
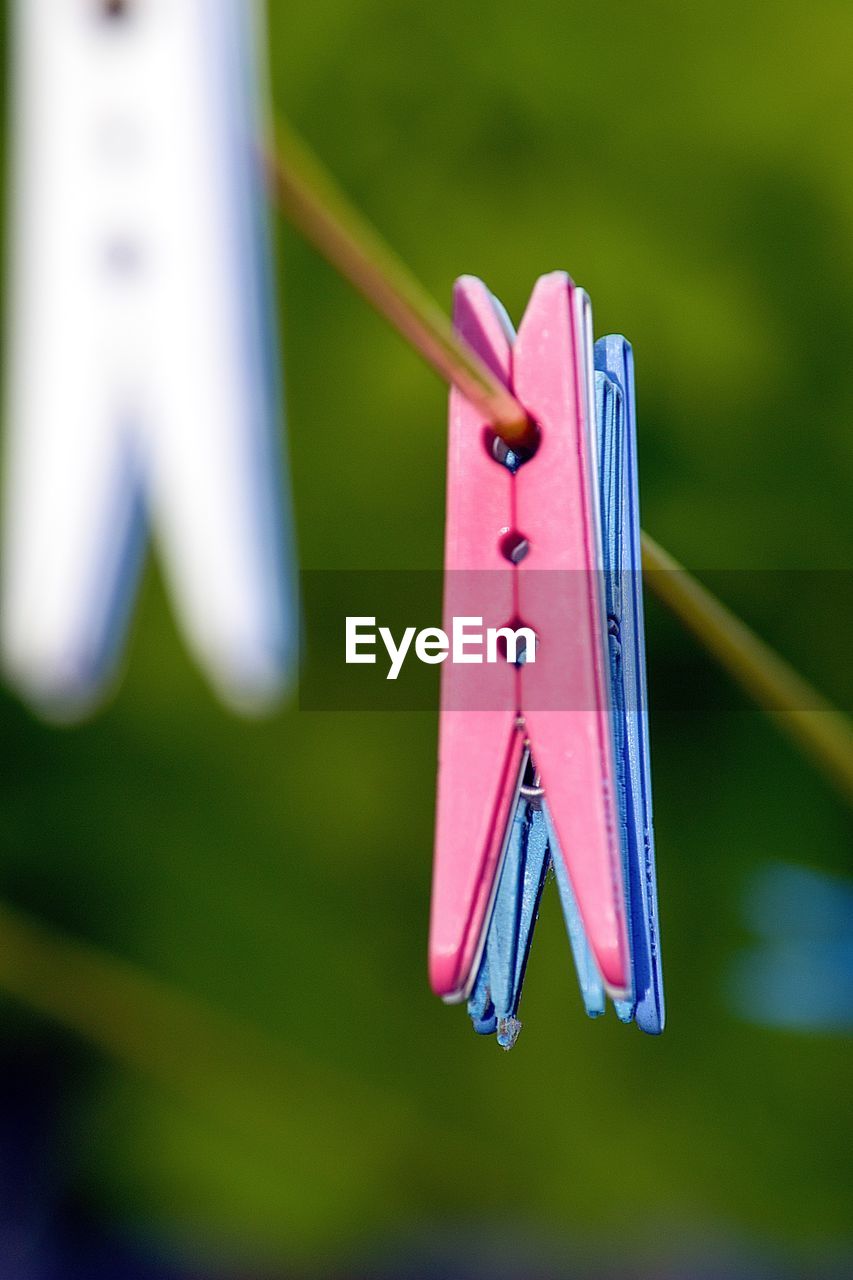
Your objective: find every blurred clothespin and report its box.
[430,274,664,1046]
[728,862,853,1032]
[2,0,297,720]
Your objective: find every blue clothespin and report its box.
[727,862,853,1033]
[467,335,664,1046]
[596,335,664,1034]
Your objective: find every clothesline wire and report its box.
[264,120,853,805]
[265,125,534,449]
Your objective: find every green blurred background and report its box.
[0,0,851,1273]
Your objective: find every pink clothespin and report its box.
[429,272,631,1002]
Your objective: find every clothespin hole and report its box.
[499,530,530,564]
[493,617,537,666]
[486,420,540,472]
[103,237,143,275]
[514,630,537,665]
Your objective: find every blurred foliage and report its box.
[0,0,851,1271]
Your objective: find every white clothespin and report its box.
[3,0,297,720]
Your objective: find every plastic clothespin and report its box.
[596,335,664,1033]
[464,329,665,1046]
[2,0,297,720]
[429,272,632,1020]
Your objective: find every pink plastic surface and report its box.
[429,273,629,1000]
[513,274,628,993]
[429,278,521,1000]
